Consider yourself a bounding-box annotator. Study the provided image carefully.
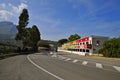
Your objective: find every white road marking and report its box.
[82,61,88,65]
[27,55,64,80]
[96,63,103,69]
[113,66,120,72]
[51,54,57,57]
[58,56,66,60]
[65,58,71,61]
[72,59,79,63]
[50,52,53,54]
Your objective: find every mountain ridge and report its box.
[0,21,17,40]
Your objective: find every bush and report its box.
[99,38,120,58]
[0,46,17,54]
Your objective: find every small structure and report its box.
[61,35,109,55]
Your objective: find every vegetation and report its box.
[27,25,41,51]
[0,8,40,59]
[58,39,68,47]
[37,41,50,48]
[38,40,57,48]
[99,38,120,58]
[15,8,41,52]
[0,47,16,54]
[57,34,80,46]
[0,45,19,59]
[0,42,18,55]
[68,33,80,41]
[15,8,29,49]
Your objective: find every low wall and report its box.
[58,49,92,56]
[0,53,19,60]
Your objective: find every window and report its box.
[86,42,89,44]
[83,49,85,52]
[83,42,85,45]
[86,50,89,52]
[77,49,79,52]
[80,49,82,52]
[80,43,82,45]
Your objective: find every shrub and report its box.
[99,38,120,58]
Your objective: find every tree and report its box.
[58,39,68,46]
[68,34,80,41]
[15,8,29,49]
[15,8,41,52]
[99,38,120,57]
[30,25,41,51]
[25,28,32,46]
[23,25,40,51]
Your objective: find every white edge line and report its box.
[113,66,120,72]
[27,55,64,80]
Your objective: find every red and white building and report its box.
[61,35,109,55]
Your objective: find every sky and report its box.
[0,0,120,41]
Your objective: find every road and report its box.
[0,52,120,80]
[57,51,120,66]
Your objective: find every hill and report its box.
[0,21,17,40]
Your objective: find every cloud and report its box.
[0,2,28,21]
[9,3,28,14]
[0,3,6,8]
[0,10,13,20]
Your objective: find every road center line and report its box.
[27,55,64,80]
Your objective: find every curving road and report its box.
[0,52,120,80]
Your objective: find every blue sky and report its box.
[0,0,120,41]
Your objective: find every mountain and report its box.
[0,21,17,40]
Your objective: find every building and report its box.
[61,35,109,55]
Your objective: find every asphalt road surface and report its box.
[0,52,120,80]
